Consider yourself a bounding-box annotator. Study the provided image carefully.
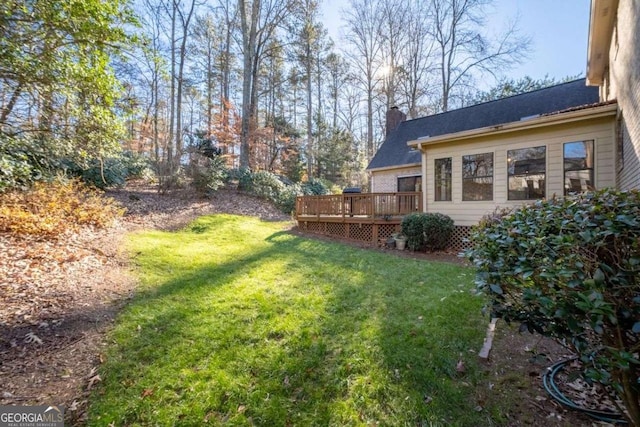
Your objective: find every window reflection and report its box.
[434,158,452,201]
[507,146,546,200]
[462,153,493,201]
[564,141,594,195]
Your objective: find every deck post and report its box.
[370,194,375,218]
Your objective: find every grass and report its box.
[89,215,494,426]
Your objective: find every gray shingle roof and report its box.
[367,79,600,170]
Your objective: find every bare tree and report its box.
[342,0,384,162]
[397,0,437,119]
[377,0,409,112]
[173,0,198,166]
[430,0,530,111]
[292,0,322,177]
[217,0,237,158]
[238,0,294,169]
[324,52,349,129]
[190,14,220,138]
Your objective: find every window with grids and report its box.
[564,140,594,195]
[462,153,493,201]
[434,158,452,201]
[507,146,546,200]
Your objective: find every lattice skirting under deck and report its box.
[297,220,471,251]
[449,226,472,252]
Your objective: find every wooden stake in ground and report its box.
[479,318,499,360]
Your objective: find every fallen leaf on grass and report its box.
[141,388,154,398]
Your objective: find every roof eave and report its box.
[586,0,618,86]
[366,162,421,172]
[408,103,618,150]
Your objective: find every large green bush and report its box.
[249,171,286,201]
[77,157,128,188]
[401,212,454,251]
[190,156,228,194]
[276,184,302,215]
[423,213,454,251]
[401,213,425,251]
[0,135,60,192]
[301,178,330,195]
[465,189,640,425]
[66,151,154,189]
[231,169,331,215]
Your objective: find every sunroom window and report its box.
[507,146,546,200]
[434,158,452,201]
[462,153,493,201]
[564,140,594,195]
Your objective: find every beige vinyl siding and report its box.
[606,1,640,189]
[424,117,616,226]
[617,116,640,189]
[370,165,421,192]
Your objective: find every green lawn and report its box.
[89,215,494,426]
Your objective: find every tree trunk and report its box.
[167,3,176,171]
[175,0,196,170]
[305,36,313,178]
[239,0,260,170]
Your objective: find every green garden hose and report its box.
[542,357,627,424]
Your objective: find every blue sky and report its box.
[321,0,591,88]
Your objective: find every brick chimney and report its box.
[386,106,406,136]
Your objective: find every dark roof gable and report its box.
[367,79,600,170]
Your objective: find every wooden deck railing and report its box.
[295,192,422,220]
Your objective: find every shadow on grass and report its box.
[90,217,486,426]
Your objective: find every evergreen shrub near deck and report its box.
[466,189,640,425]
[89,215,492,426]
[402,212,454,251]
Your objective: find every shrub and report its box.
[276,183,302,215]
[249,171,286,201]
[0,150,35,192]
[77,157,128,189]
[401,212,454,251]
[0,180,125,237]
[229,169,333,214]
[66,151,155,189]
[229,168,254,191]
[422,213,454,251]
[0,135,57,192]
[301,178,330,195]
[465,189,640,425]
[401,213,425,251]
[190,156,228,194]
[120,151,154,180]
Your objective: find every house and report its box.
[368,79,618,228]
[367,0,639,234]
[296,0,638,249]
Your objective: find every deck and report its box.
[295,192,421,245]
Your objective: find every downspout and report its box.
[421,147,428,213]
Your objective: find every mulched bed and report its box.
[0,182,605,426]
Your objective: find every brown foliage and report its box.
[0,180,125,237]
